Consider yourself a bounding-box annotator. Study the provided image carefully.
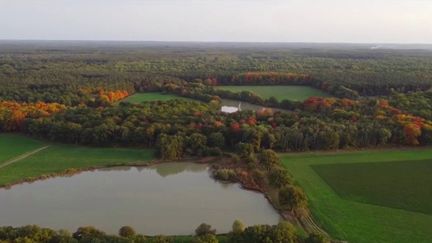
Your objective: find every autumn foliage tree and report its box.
[0,101,65,132]
[404,123,422,145]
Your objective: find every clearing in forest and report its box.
[215,85,330,101]
[121,92,195,104]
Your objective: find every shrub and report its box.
[213,168,237,182]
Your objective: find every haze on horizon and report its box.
[0,0,431,44]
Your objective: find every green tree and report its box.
[232,220,245,234]
[259,149,280,169]
[279,186,307,211]
[269,168,291,188]
[118,226,136,238]
[208,132,225,148]
[195,223,216,236]
[235,143,254,158]
[186,133,208,155]
[157,133,185,160]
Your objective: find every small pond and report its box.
[220,99,286,112]
[0,163,281,235]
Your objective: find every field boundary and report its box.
[0,146,50,169]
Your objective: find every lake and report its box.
[0,163,281,235]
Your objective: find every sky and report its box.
[0,0,431,43]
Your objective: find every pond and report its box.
[0,163,281,235]
[220,99,286,112]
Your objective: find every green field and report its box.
[312,160,432,215]
[0,134,46,163]
[0,134,155,186]
[122,92,194,104]
[216,85,330,101]
[281,149,432,243]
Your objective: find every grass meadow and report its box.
[0,134,46,163]
[0,134,155,186]
[121,92,194,104]
[281,149,432,243]
[215,85,330,101]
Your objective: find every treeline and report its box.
[0,101,65,132]
[12,96,432,155]
[0,221,329,243]
[214,72,316,86]
[0,84,131,107]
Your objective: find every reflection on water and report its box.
[0,163,280,235]
[220,99,285,112]
[153,162,207,177]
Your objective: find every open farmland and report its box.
[312,159,432,215]
[281,149,432,243]
[0,134,155,187]
[215,85,330,101]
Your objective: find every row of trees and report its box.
[11,93,431,155]
[0,221,329,243]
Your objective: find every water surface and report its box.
[220,99,286,112]
[0,163,280,235]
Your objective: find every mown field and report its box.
[312,159,432,215]
[216,85,330,101]
[281,149,432,243]
[0,134,46,163]
[122,92,194,104]
[0,134,155,186]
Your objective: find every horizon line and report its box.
[1,39,432,46]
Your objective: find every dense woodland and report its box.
[1,42,432,96]
[1,42,432,242]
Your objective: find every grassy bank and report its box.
[216,85,330,101]
[0,134,155,187]
[281,149,432,243]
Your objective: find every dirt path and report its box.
[0,146,50,169]
[302,215,329,236]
